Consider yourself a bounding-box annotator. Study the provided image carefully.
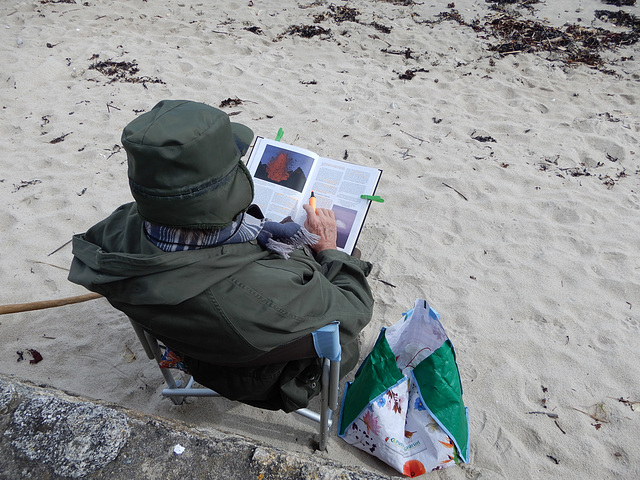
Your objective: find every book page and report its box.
[293,157,382,254]
[246,137,382,254]
[245,138,319,221]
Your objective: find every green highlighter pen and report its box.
[360,194,385,203]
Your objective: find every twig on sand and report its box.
[106,102,121,113]
[50,132,72,144]
[610,396,640,411]
[401,130,427,145]
[48,239,72,256]
[32,261,69,272]
[572,405,609,423]
[105,144,122,160]
[442,182,468,201]
[526,411,559,418]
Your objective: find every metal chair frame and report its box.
[128,318,340,450]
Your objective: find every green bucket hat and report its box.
[122,100,255,229]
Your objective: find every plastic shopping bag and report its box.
[338,299,469,477]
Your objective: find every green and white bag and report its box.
[338,299,470,477]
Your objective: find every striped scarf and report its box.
[144,210,319,259]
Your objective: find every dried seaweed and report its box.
[371,21,392,34]
[219,97,243,108]
[328,4,359,23]
[418,3,639,74]
[488,16,582,58]
[50,132,72,144]
[378,0,415,5]
[244,26,263,35]
[397,67,429,80]
[88,59,165,85]
[595,9,640,31]
[298,0,326,9]
[601,0,636,6]
[486,11,640,68]
[382,47,415,59]
[12,180,42,192]
[89,59,138,78]
[472,132,497,143]
[282,3,393,40]
[281,24,332,39]
[486,0,541,9]
[430,9,483,32]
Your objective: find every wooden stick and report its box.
[442,182,469,201]
[0,293,103,315]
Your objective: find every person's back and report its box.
[68,100,374,411]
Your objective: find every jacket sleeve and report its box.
[312,248,374,370]
[204,246,372,352]
[314,248,374,318]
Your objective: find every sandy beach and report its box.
[2,0,639,478]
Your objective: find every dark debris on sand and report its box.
[279,3,393,40]
[396,68,429,80]
[277,24,332,40]
[88,57,165,85]
[328,4,359,23]
[486,9,640,70]
[416,2,640,74]
[486,0,541,10]
[601,0,636,6]
[219,97,244,108]
[244,26,263,35]
[378,0,416,5]
[276,0,637,76]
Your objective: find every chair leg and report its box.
[318,358,331,451]
[128,318,155,360]
[141,330,186,405]
[329,359,340,411]
[159,370,185,405]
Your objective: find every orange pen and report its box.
[309,191,317,213]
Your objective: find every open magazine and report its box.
[245,137,382,255]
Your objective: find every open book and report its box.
[245,137,382,255]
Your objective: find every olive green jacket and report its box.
[69,203,374,411]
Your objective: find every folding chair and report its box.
[128,317,341,450]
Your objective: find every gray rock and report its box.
[0,375,394,480]
[5,395,130,478]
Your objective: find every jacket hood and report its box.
[68,203,269,305]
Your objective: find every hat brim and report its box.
[133,160,255,230]
[231,122,254,156]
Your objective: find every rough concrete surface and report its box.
[0,374,391,479]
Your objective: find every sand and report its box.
[1,0,639,478]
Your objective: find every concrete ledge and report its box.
[0,374,391,479]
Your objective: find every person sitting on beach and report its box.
[68,100,374,412]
